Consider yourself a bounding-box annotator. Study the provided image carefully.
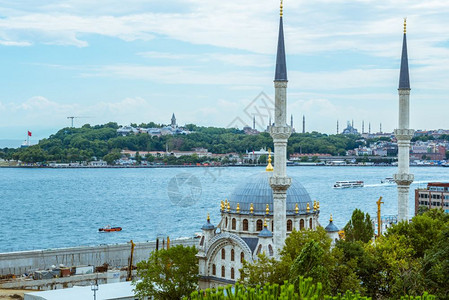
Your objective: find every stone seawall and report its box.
[0,238,197,276]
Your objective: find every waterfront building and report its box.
[415,182,449,214]
[196,2,326,289]
[394,19,414,222]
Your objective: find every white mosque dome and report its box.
[227,172,312,216]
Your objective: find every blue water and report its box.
[0,166,448,252]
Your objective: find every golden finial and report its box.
[207,212,210,221]
[220,200,224,211]
[227,202,231,212]
[280,0,283,17]
[266,148,274,172]
[266,204,270,215]
[250,203,254,214]
[306,203,310,213]
[236,203,240,213]
[295,203,299,214]
[317,201,320,210]
[330,214,333,222]
[313,200,317,211]
[264,218,268,227]
[403,17,407,34]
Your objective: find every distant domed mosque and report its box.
[197,2,337,289]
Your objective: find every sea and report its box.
[0,166,448,253]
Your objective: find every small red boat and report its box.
[99,226,122,232]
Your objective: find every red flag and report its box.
[28,131,32,137]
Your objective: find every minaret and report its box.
[253,115,256,130]
[291,114,293,129]
[369,122,371,134]
[362,121,365,134]
[171,113,177,128]
[269,0,291,256]
[302,115,305,133]
[337,120,339,134]
[380,123,382,133]
[394,18,414,222]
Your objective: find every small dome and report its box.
[201,219,215,230]
[325,221,339,233]
[228,172,312,215]
[258,227,273,238]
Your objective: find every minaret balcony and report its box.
[269,126,292,140]
[394,173,414,185]
[269,176,292,191]
[394,129,415,140]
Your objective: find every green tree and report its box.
[239,253,285,287]
[134,245,198,300]
[344,209,374,243]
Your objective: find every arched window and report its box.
[300,219,305,230]
[309,218,313,229]
[199,236,204,246]
[287,219,292,231]
[243,219,248,231]
[231,268,235,279]
[240,252,245,263]
[225,217,228,228]
[221,248,225,260]
[231,249,235,261]
[212,264,216,275]
[256,244,262,255]
[221,266,225,277]
[268,244,274,256]
[256,219,263,231]
[272,221,274,231]
[232,218,236,230]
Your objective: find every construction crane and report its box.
[67,116,92,128]
[126,240,136,281]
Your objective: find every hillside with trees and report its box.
[0,122,362,164]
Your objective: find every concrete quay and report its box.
[0,238,197,276]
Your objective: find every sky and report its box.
[1,0,449,142]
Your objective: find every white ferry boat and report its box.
[333,180,364,188]
[381,177,395,184]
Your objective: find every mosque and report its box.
[196,2,339,289]
[196,0,413,290]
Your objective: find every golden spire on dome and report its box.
[266,204,270,215]
[264,218,268,227]
[236,203,240,213]
[330,214,333,222]
[207,212,210,221]
[306,203,310,213]
[403,17,407,34]
[250,203,254,214]
[227,202,231,212]
[266,148,274,172]
[220,200,224,211]
[295,203,299,214]
[313,200,317,211]
[280,0,283,17]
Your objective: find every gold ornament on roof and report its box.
[220,200,224,211]
[306,203,310,213]
[266,204,270,215]
[207,212,210,221]
[330,214,333,222]
[280,0,283,17]
[317,201,320,210]
[227,202,231,212]
[250,203,254,214]
[266,148,274,172]
[264,218,268,227]
[313,200,317,211]
[295,203,299,214]
[236,203,240,213]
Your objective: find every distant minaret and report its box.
[302,115,305,133]
[362,121,365,134]
[380,123,382,133]
[351,119,354,128]
[291,114,293,129]
[171,113,177,128]
[269,0,292,256]
[369,122,371,134]
[337,120,339,134]
[394,18,414,223]
[253,115,256,130]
